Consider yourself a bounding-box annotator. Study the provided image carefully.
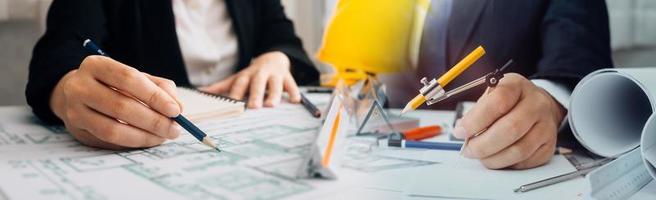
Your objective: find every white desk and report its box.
[0,105,586,200]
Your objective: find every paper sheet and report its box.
[403,155,585,200]
[0,104,323,199]
[0,96,448,199]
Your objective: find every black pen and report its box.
[82,39,219,150]
[300,93,321,118]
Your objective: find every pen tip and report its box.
[514,187,524,193]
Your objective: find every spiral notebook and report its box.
[176,87,245,122]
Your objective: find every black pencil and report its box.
[300,93,321,118]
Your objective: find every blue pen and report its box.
[82,39,219,151]
[388,139,462,151]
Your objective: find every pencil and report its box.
[172,115,218,150]
[82,39,219,151]
[402,46,485,114]
[300,93,321,118]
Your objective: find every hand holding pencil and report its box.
[50,55,184,149]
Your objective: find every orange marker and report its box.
[402,125,442,141]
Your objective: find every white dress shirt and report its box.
[172,0,238,87]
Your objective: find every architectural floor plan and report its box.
[0,95,437,200]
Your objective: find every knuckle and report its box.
[119,67,141,81]
[149,117,165,133]
[506,122,523,138]
[256,72,268,80]
[112,99,130,114]
[236,76,249,85]
[508,145,527,161]
[102,124,123,143]
[147,90,164,106]
[164,79,176,88]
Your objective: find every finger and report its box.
[454,74,525,139]
[72,105,166,148]
[229,74,251,100]
[248,73,268,108]
[477,121,549,169]
[200,75,235,95]
[265,75,283,107]
[80,56,180,117]
[283,73,301,103]
[510,140,556,169]
[81,80,181,139]
[146,74,183,113]
[67,127,125,150]
[463,95,540,159]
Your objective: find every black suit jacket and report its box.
[390,0,613,109]
[26,0,319,124]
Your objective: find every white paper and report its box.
[0,98,452,199]
[404,155,584,200]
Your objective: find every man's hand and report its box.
[453,73,566,169]
[50,55,183,150]
[200,51,301,108]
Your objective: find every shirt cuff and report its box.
[531,79,571,110]
[531,79,572,130]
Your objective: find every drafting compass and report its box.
[422,59,514,106]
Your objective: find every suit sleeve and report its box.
[254,0,319,85]
[25,0,107,124]
[532,0,613,89]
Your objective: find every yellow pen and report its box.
[401,46,485,114]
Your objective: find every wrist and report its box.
[539,87,566,125]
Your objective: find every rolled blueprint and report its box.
[569,68,656,179]
[570,68,656,199]
[641,114,656,179]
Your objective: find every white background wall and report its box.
[0,0,654,105]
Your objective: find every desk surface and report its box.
[0,105,587,200]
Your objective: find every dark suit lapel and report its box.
[447,0,488,60]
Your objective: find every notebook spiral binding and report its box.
[181,87,245,107]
